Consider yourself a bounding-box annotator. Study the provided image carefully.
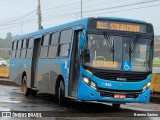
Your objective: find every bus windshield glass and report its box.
[82,33,152,72]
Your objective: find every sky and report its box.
[0,0,160,38]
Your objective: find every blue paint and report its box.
[10,17,153,105]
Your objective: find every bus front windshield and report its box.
[82,33,153,72]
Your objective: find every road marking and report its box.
[0,100,22,103]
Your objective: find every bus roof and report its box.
[13,17,89,41]
[98,17,146,23]
[13,17,147,41]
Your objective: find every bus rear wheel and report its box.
[22,76,31,96]
[58,80,65,106]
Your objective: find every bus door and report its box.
[31,37,41,88]
[68,29,82,97]
[36,34,50,93]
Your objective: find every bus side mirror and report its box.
[79,30,86,50]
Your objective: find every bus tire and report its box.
[58,80,65,106]
[30,90,37,97]
[112,103,121,109]
[22,76,31,96]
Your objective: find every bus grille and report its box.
[98,88,141,98]
[83,66,151,82]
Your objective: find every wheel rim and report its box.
[58,81,65,105]
[58,86,61,105]
[22,77,27,94]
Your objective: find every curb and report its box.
[0,79,20,87]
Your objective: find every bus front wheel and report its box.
[22,76,31,96]
[58,80,65,106]
[112,103,121,109]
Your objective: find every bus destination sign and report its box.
[94,20,146,33]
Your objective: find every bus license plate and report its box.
[114,94,126,99]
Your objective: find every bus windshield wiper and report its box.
[104,32,115,62]
[129,34,141,62]
[131,34,140,53]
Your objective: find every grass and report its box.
[4,59,10,64]
[153,60,160,67]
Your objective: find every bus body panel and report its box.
[78,81,150,103]
[10,58,32,87]
[36,58,69,94]
[36,59,51,93]
[10,18,89,91]
[9,17,154,104]
[77,66,151,103]
[35,25,84,94]
[80,66,151,90]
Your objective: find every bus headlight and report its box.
[83,77,90,84]
[82,76,97,90]
[142,82,151,92]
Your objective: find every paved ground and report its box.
[0,85,160,120]
[153,67,160,73]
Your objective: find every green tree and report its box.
[0,32,13,59]
[155,35,160,44]
[0,32,13,48]
[4,32,13,48]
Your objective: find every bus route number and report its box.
[96,21,107,29]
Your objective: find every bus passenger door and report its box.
[68,30,82,97]
[31,38,41,88]
[36,34,50,93]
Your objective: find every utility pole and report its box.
[37,0,43,30]
[81,0,82,19]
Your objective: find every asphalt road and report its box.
[0,85,160,120]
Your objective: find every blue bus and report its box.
[10,17,154,107]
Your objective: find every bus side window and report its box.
[48,32,59,58]
[59,29,72,57]
[16,40,22,59]
[12,41,14,50]
[40,34,50,58]
[26,38,34,59]
[21,39,27,59]
[14,41,18,59]
[11,41,17,59]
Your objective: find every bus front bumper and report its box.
[77,81,150,104]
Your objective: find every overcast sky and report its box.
[0,0,160,38]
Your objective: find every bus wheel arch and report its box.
[21,71,31,96]
[55,75,65,106]
[55,75,64,96]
